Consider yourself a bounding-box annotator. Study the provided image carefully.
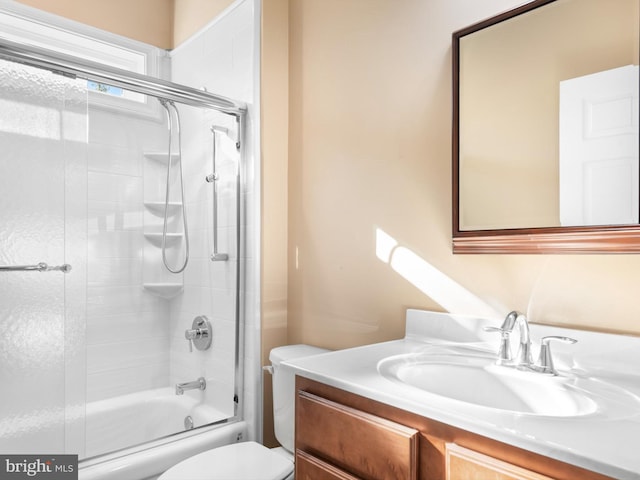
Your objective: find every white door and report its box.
[559,65,639,226]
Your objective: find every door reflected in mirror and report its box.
[559,65,638,227]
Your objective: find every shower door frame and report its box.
[0,38,247,115]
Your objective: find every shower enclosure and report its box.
[0,2,255,467]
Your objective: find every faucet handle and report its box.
[483,326,512,365]
[536,336,577,375]
[184,316,212,353]
[185,328,197,352]
[483,326,504,333]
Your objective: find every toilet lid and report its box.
[158,441,293,480]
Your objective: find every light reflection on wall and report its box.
[375,227,499,319]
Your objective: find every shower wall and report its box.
[86,104,169,402]
[169,0,259,427]
[87,0,260,415]
[85,0,259,432]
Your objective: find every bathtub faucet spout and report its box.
[176,377,206,395]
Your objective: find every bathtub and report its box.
[80,388,247,480]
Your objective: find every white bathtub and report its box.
[80,388,246,480]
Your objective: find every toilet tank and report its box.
[269,345,329,453]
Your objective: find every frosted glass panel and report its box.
[0,59,87,454]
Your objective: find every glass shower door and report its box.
[0,59,88,456]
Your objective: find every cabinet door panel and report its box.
[296,450,362,480]
[446,443,555,480]
[296,390,418,480]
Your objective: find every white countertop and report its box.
[284,309,640,480]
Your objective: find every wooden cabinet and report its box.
[295,376,613,480]
[296,450,361,480]
[445,443,554,480]
[296,390,418,480]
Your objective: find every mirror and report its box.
[453,0,640,253]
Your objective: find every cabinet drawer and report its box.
[446,443,555,480]
[296,390,418,480]
[296,450,361,480]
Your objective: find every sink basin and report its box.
[377,351,598,417]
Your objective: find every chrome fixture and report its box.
[206,125,230,262]
[534,336,577,376]
[159,98,190,274]
[184,416,194,430]
[484,311,532,367]
[175,377,206,395]
[0,37,246,115]
[485,312,578,375]
[0,262,71,273]
[185,315,212,352]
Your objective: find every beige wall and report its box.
[287,0,640,356]
[261,0,289,448]
[16,0,174,48]
[16,0,236,48]
[173,0,236,46]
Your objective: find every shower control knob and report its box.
[184,316,212,352]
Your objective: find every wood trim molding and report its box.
[452,227,640,254]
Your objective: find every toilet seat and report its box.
[158,441,294,480]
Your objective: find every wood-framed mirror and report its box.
[452,0,640,253]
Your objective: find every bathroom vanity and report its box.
[295,376,606,480]
[285,310,640,480]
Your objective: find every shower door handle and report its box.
[0,262,72,273]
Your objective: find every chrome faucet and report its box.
[175,377,206,395]
[485,312,577,374]
[484,311,532,368]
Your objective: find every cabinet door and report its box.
[296,390,418,480]
[446,443,556,480]
[296,450,362,480]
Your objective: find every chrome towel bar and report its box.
[0,262,72,273]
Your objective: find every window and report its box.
[87,81,124,97]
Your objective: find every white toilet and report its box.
[158,344,328,480]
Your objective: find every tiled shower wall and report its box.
[170,0,259,421]
[86,103,170,402]
[85,0,259,421]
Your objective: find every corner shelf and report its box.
[144,201,183,217]
[144,232,183,247]
[143,283,183,299]
[143,151,185,297]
